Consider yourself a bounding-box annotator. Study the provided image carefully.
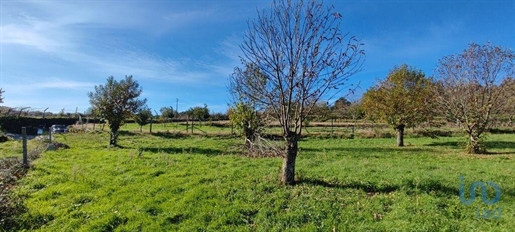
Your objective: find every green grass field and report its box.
[4,128,515,231]
[0,136,47,159]
[90,121,462,139]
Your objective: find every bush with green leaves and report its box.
[228,103,264,148]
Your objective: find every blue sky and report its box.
[1,0,514,114]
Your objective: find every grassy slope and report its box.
[9,131,515,231]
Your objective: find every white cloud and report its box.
[0,1,237,86]
[39,79,95,89]
[1,24,60,52]
[0,0,266,113]
[2,78,94,92]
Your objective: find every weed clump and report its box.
[237,137,284,158]
[0,158,29,229]
[414,129,453,138]
[1,139,52,230]
[0,134,10,143]
[46,142,70,151]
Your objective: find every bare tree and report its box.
[0,88,4,104]
[499,77,515,126]
[230,0,364,185]
[436,42,515,154]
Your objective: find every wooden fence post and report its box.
[150,117,153,133]
[331,118,334,136]
[22,127,28,166]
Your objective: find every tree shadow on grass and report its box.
[401,178,458,196]
[425,141,462,148]
[488,128,515,134]
[485,141,515,151]
[140,147,226,156]
[297,178,399,194]
[118,131,138,136]
[151,131,190,139]
[426,141,515,154]
[151,131,234,140]
[300,146,435,154]
[502,187,515,198]
[297,177,460,197]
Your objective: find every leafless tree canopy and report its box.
[231,0,364,137]
[436,42,515,153]
[230,0,364,185]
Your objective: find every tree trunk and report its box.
[470,135,478,154]
[468,134,484,154]
[244,130,254,148]
[244,121,256,148]
[281,133,298,185]
[109,131,118,146]
[109,124,120,147]
[150,117,153,133]
[140,126,142,132]
[395,124,405,147]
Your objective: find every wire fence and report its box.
[67,120,477,140]
[1,128,53,227]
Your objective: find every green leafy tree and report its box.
[160,106,175,122]
[310,101,331,121]
[160,106,175,119]
[229,0,364,185]
[330,97,351,119]
[333,97,351,110]
[348,100,365,121]
[187,105,210,123]
[436,43,515,154]
[229,103,264,147]
[134,107,152,132]
[88,76,146,146]
[362,64,435,146]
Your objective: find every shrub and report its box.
[414,129,453,138]
[0,135,9,143]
